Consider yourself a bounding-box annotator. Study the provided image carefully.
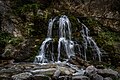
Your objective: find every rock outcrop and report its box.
[0,63,119,80]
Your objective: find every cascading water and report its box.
[57,15,75,62]
[34,38,52,63]
[34,15,102,63]
[34,18,56,63]
[78,19,101,61]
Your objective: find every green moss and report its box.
[0,31,24,48]
[0,32,24,55]
[8,37,23,46]
[0,32,12,47]
[95,28,120,67]
[96,31,120,48]
[82,18,103,35]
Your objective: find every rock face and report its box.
[97,69,119,79]
[0,63,119,80]
[104,77,113,80]
[85,65,97,76]
[85,65,104,80]
[51,0,120,31]
[12,72,33,80]
[0,0,22,37]
[1,39,36,62]
[31,68,56,76]
[72,76,90,80]
[85,66,120,80]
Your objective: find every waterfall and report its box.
[78,19,101,62]
[34,18,56,63]
[57,15,75,62]
[34,38,52,63]
[34,15,102,63]
[80,23,89,61]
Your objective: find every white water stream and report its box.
[34,15,101,63]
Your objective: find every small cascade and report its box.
[34,15,102,63]
[57,15,75,62]
[78,19,101,61]
[34,18,56,63]
[34,15,76,63]
[34,38,52,63]
[80,23,89,61]
[88,37,101,61]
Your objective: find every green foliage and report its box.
[96,31,120,47]
[0,32,23,48]
[86,18,102,27]
[14,3,39,16]
[0,32,12,47]
[81,18,103,36]
[99,32,114,46]
[96,29,120,67]
[12,2,50,37]
[8,37,23,46]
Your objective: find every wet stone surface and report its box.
[0,63,119,80]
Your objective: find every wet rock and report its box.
[53,69,61,79]
[73,69,85,76]
[33,74,51,80]
[97,69,119,79]
[85,65,104,80]
[69,56,90,67]
[58,76,71,80]
[0,73,11,80]
[96,65,105,69]
[58,66,75,75]
[0,77,11,80]
[34,63,57,69]
[91,74,104,80]
[85,65,97,76]
[31,68,56,76]
[12,72,33,80]
[0,63,119,80]
[104,77,112,80]
[0,66,22,74]
[72,76,90,80]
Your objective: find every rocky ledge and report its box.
[0,62,119,80]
